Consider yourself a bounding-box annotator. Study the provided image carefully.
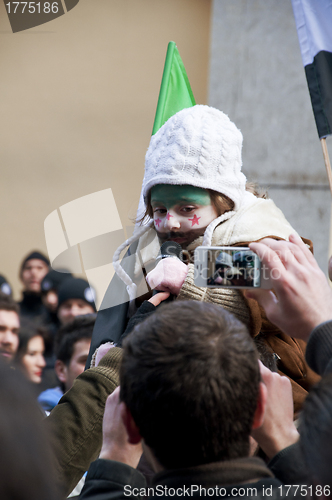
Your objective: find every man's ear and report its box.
[252,381,267,430]
[121,403,142,444]
[54,359,68,384]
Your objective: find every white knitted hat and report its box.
[143,105,247,211]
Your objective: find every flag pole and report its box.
[321,138,332,195]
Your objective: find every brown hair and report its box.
[245,181,268,199]
[137,183,268,225]
[120,300,260,469]
[137,188,235,225]
[0,292,19,315]
[55,314,95,362]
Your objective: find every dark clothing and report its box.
[86,242,139,368]
[39,309,60,391]
[268,442,308,485]
[19,291,48,323]
[118,300,155,346]
[42,309,61,337]
[79,451,307,500]
[306,320,332,375]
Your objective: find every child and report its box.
[94,105,319,412]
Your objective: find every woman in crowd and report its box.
[15,323,47,386]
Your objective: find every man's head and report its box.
[120,301,263,470]
[54,315,94,392]
[41,270,72,313]
[57,277,96,325]
[20,251,50,293]
[0,293,20,362]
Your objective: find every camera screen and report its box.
[207,249,260,288]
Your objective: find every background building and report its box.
[210,0,332,275]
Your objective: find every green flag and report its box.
[152,41,196,135]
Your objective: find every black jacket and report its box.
[86,242,139,368]
[78,448,309,500]
[19,291,47,323]
[306,320,332,375]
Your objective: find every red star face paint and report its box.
[150,185,218,247]
[188,214,201,226]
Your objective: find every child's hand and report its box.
[148,292,170,306]
[146,258,188,296]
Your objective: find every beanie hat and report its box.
[57,277,96,311]
[41,270,72,294]
[143,105,247,211]
[0,275,12,297]
[20,251,50,274]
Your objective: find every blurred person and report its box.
[15,323,47,386]
[41,269,72,317]
[19,250,50,323]
[0,358,59,500]
[57,277,96,326]
[0,292,20,363]
[0,274,12,296]
[38,315,94,412]
[39,270,73,392]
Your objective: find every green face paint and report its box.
[151,184,211,209]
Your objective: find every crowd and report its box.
[0,255,96,402]
[2,105,332,499]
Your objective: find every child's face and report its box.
[150,184,218,247]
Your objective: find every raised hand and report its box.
[246,234,332,341]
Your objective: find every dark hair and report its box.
[0,358,58,499]
[300,374,332,485]
[15,322,48,365]
[120,301,260,469]
[0,291,19,315]
[55,314,95,364]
